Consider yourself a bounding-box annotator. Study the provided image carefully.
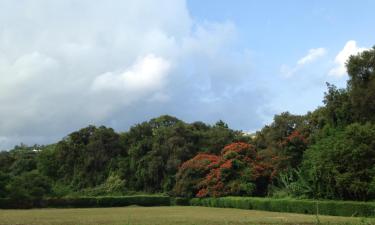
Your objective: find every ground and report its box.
[0,206,374,225]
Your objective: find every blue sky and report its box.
[188,0,375,113]
[0,0,374,149]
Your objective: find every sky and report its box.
[0,0,374,149]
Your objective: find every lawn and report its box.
[0,206,374,225]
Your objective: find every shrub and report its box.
[44,197,98,208]
[0,195,171,209]
[0,198,33,209]
[95,195,169,207]
[190,197,375,217]
[78,174,127,197]
[171,197,190,206]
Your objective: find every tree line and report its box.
[0,46,374,201]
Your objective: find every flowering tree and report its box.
[196,142,256,197]
[174,142,284,197]
[173,153,220,197]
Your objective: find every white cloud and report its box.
[297,48,326,65]
[329,40,368,77]
[281,47,326,77]
[92,54,170,94]
[0,0,268,149]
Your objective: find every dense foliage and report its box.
[0,116,244,199]
[302,123,375,200]
[0,46,374,202]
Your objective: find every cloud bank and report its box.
[0,0,268,149]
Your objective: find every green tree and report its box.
[37,144,59,178]
[54,125,124,189]
[323,83,352,127]
[9,151,37,176]
[254,112,305,150]
[347,46,375,123]
[0,151,14,173]
[7,171,52,200]
[0,172,10,197]
[302,123,375,200]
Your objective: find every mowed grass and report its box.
[0,206,374,225]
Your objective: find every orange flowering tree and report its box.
[196,142,257,197]
[173,153,220,197]
[174,142,284,197]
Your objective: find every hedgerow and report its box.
[0,195,171,209]
[190,197,375,217]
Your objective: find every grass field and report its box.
[1,206,374,225]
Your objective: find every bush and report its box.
[44,197,98,208]
[96,195,170,207]
[171,197,190,206]
[0,198,34,209]
[0,195,171,209]
[190,197,375,217]
[79,174,127,197]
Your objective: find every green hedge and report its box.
[190,197,375,217]
[95,196,171,207]
[0,195,171,209]
[170,197,190,206]
[0,198,34,209]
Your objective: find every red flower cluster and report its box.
[196,142,259,197]
[176,142,287,198]
[220,159,232,169]
[179,153,220,171]
[281,130,307,146]
[222,142,256,156]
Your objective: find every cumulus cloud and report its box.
[92,54,170,95]
[0,0,269,149]
[281,47,326,77]
[328,40,368,77]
